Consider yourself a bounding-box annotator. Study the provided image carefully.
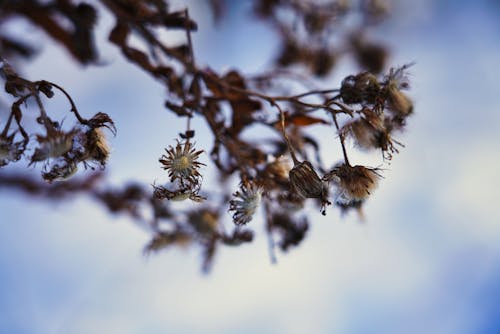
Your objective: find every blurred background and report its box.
[1,0,500,333]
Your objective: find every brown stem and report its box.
[184,9,196,68]
[274,102,300,165]
[330,111,350,166]
[45,81,86,124]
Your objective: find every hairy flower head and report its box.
[323,163,381,206]
[229,179,263,226]
[32,129,78,162]
[84,128,110,166]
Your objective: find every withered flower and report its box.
[83,127,110,166]
[342,107,385,150]
[153,184,205,202]
[32,129,79,162]
[262,155,292,189]
[341,107,400,159]
[187,208,219,235]
[144,231,192,255]
[384,64,414,117]
[340,72,380,104]
[160,140,205,185]
[323,163,381,206]
[42,162,78,182]
[289,160,330,214]
[386,88,413,117]
[229,179,263,226]
[0,135,24,167]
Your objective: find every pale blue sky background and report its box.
[1,1,500,333]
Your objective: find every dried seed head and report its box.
[144,232,192,255]
[343,118,380,151]
[263,155,292,188]
[323,163,381,206]
[289,160,330,215]
[152,185,206,202]
[46,130,77,158]
[0,141,10,160]
[340,72,380,104]
[188,209,219,235]
[0,136,24,166]
[159,140,205,185]
[42,162,78,182]
[289,161,324,199]
[229,179,263,226]
[84,128,110,166]
[33,129,78,162]
[387,87,413,117]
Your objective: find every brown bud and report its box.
[289,161,330,214]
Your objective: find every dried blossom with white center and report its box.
[159,140,205,185]
[323,163,381,206]
[229,179,263,226]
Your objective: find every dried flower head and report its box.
[323,163,381,206]
[159,140,205,185]
[42,161,78,182]
[340,72,380,104]
[32,129,78,162]
[144,231,192,255]
[386,88,413,117]
[152,184,206,202]
[384,64,414,117]
[229,179,263,226]
[0,135,24,166]
[83,128,110,166]
[262,155,292,189]
[188,208,219,235]
[341,107,400,159]
[289,160,330,214]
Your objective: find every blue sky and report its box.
[1,1,500,333]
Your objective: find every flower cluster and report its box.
[30,114,114,182]
[0,61,114,182]
[339,65,413,160]
[0,1,416,271]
